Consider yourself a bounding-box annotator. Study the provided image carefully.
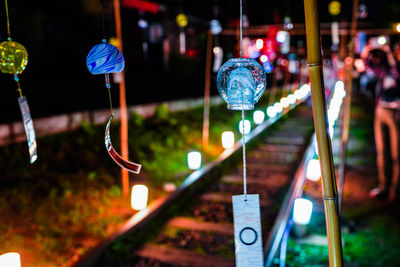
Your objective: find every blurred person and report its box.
[361,39,400,201]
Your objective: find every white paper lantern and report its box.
[293,198,313,225]
[221,131,235,149]
[187,151,202,170]
[306,159,321,181]
[273,102,283,113]
[253,110,265,125]
[131,185,149,210]
[0,253,21,267]
[239,119,251,134]
[266,106,277,118]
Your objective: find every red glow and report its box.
[122,0,159,14]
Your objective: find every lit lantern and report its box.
[377,35,387,46]
[0,40,28,74]
[273,102,283,113]
[287,94,296,105]
[396,23,400,33]
[163,182,176,192]
[210,19,222,35]
[293,198,313,225]
[222,131,235,149]
[176,13,188,28]
[260,55,268,63]
[0,252,21,267]
[212,46,223,73]
[131,185,149,210]
[255,39,264,50]
[328,1,341,16]
[306,159,321,181]
[187,151,202,170]
[280,97,289,108]
[217,58,266,110]
[239,119,251,135]
[253,110,265,125]
[266,106,277,118]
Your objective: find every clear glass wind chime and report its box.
[216,0,266,266]
[86,0,141,174]
[0,0,37,164]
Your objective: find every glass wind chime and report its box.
[86,1,141,174]
[216,1,266,266]
[0,0,37,163]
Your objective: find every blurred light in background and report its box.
[222,131,235,149]
[0,253,20,267]
[187,151,202,170]
[131,185,149,210]
[239,119,251,135]
[274,102,283,113]
[306,159,321,181]
[293,198,313,225]
[266,106,277,118]
[253,110,265,125]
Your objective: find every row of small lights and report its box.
[130,85,312,218]
[0,84,339,264]
[293,80,346,229]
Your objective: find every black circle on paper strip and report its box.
[239,227,258,246]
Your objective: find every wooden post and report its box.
[113,0,129,198]
[303,0,344,266]
[202,32,213,151]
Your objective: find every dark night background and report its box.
[0,0,398,123]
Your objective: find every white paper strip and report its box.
[232,194,264,267]
[18,96,37,164]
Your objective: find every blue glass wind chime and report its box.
[0,0,37,163]
[86,1,141,174]
[216,1,266,266]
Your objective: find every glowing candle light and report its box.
[266,106,277,118]
[293,198,313,225]
[253,110,265,125]
[131,185,149,210]
[0,252,21,267]
[187,151,202,170]
[222,131,235,149]
[306,159,321,181]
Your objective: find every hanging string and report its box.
[100,0,106,40]
[105,74,114,115]
[4,0,11,40]
[242,110,247,200]
[239,0,243,58]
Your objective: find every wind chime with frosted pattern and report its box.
[216,1,266,266]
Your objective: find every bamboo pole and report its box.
[202,32,213,151]
[338,0,359,210]
[113,0,129,198]
[303,0,344,266]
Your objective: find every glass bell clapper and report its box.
[86,39,141,174]
[217,58,266,110]
[0,39,37,164]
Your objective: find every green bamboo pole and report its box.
[303,0,344,266]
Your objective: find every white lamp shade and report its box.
[187,151,202,170]
[253,110,265,125]
[131,185,149,210]
[239,120,251,135]
[0,253,21,267]
[293,198,313,225]
[222,131,235,149]
[306,159,321,181]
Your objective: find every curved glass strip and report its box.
[105,115,141,174]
